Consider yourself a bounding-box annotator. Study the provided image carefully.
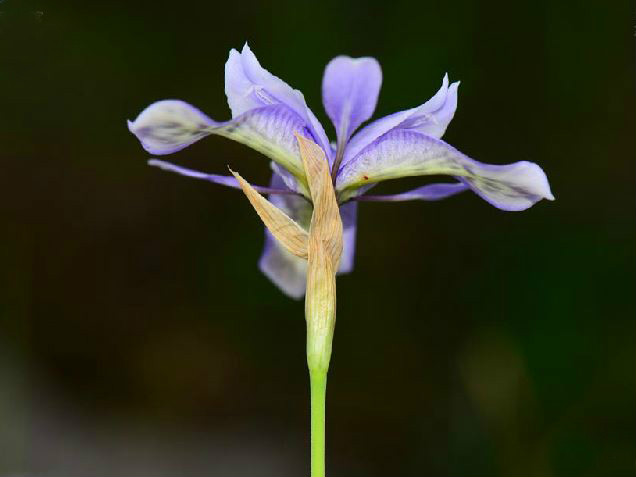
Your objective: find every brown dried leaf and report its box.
[304,237,336,372]
[295,134,343,269]
[230,169,308,259]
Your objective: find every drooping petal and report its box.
[342,74,459,168]
[128,101,313,194]
[259,174,358,298]
[259,233,309,299]
[322,56,382,144]
[127,100,215,155]
[336,130,554,211]
[338,201,357,273]
[355,182,468,202]
[147,159,298,195]
[224,44,333,163]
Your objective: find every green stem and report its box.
[310,368,328,477]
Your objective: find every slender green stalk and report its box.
[310,368,328,477]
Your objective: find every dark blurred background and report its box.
[1,0,634,475]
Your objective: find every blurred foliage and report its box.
[0,0,634,475]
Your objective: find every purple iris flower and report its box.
[128,44,554,299]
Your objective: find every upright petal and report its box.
[225,45,305,118]
[342,74,459,168]
[336,130,554,211]
[322,56,382,144]
[398,76,459,139]
[128,101,313,194]
[224,44,333,163]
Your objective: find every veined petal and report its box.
[322,56,382,144]
[224,44,333,163]
[342,74,459,168]
[225,44,305,118]
[128,101,313,194]
[127,100,215,155]
[259,174,358,298]
[398,77,459,139]
[355,182,468,202]
[336,130,554,211]
[271,161,303,195]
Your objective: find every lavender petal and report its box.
[147,159,298,195]
[356,182,468,202]
[225,44,333,164]
[127,100,216,155]
[128,101,316,194]
[342,74,459,168]
[322,56,382,144]
[337,130,554,211]
[338,201,358,273]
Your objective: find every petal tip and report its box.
[490,161,555,211]
[127,100,215,155]
[227,47,240,61]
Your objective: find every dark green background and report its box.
[1,0,634,475]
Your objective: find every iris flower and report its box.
[128,44,553,299]
[128,44,553,476]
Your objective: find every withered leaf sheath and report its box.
[232,135,343,372]
[296,135,343,372]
